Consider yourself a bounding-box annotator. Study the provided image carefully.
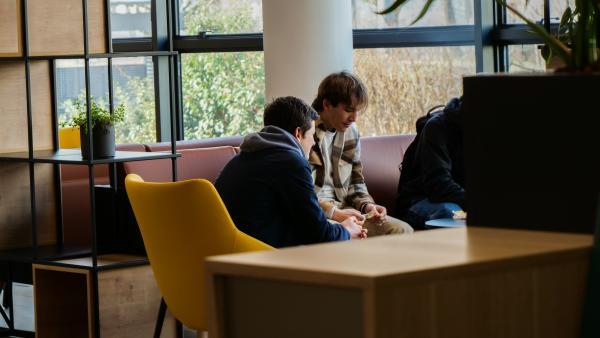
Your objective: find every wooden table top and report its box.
[205,227,593,288]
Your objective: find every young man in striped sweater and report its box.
[309,72,413,236]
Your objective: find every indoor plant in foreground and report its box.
[61,97,125,159]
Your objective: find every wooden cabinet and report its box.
[34,255,176,338]
[206,228,593,338]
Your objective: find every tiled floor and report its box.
[0,283,199,338]
[0,283,34,332]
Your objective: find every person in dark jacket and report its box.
[396,97,465,229]
[215,96,366,248]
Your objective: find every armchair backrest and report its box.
[125,174,273,331]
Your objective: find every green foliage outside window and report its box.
[181,0,265,139]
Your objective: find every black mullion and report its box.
[174,54,184,140]
[105,0,113,53]
[107,56,117,190]
[151,0,158,50]
[21,0,39,262]
[169,57,178,182]
[354,26,476,48]
[543,0,551,33]
[50,60,64,248]
[167,0,174,51]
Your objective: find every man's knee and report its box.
[380,217,414,235]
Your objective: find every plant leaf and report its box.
[498,0,572,67]
[375,0,410,15]
[410,0,436,25]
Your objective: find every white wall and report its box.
[262,0,353,105]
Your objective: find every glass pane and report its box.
[179,0,263,36]
[112,57,156,143]
[552,0,575,23]
[182,52,265,139]
[353,46,475,136]
[353,0,474,28]
[506,0,543,24]
[56,57,156,144]
[508,44,547,73]
[110,0,152,38]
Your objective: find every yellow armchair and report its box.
[125,174,274,336]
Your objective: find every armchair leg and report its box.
[176,319,184,338]
[153,298,167,338]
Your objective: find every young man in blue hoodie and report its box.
[215,96,366,248]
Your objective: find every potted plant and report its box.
[61,97,125,159]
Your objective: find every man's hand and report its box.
[363,203,387,224]
[341,216,368,239]
[333,208,365,226]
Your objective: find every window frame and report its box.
[110,0,558,141]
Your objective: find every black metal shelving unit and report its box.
[0,0,178,337]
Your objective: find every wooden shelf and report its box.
[34,258,176,338]
[0,149,180,164]
[0,244,90,263]
[1,51,179,61]
[47,254,149,271]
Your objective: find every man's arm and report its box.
[418,121,465,208]
[345,136,375,211]
[283,156,356,243]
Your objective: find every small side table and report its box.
[425,218,466,228]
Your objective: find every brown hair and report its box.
[311,71,368,112]
[264,96,318,136]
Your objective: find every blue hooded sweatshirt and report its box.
[215,125,350,248]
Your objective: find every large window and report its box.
[181,52,264,139]
[178,0,262,35]
[110,0,152,38]
[352,0,474,28]
[106,0,568,140]
[506,0,574,24]
[178,0,265,139]
[508,45,546,73]
[354,47,475,136]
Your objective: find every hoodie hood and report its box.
[240,125,304,157]
[443,96,463,129]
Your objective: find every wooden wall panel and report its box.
[0,0,22,56]
[0,163,33,249]
[28,0,107,56]
[0,62,28,152]
[0,163,57,250]
[0,61,56,250]
[0,61,53,152]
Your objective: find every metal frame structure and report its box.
[0,0,559,336]
[113,0,559,142]
[0,0,179,336]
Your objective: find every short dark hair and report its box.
[263,96,318,136]
[311,71,368,112]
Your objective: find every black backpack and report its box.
[397,104,445,191]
